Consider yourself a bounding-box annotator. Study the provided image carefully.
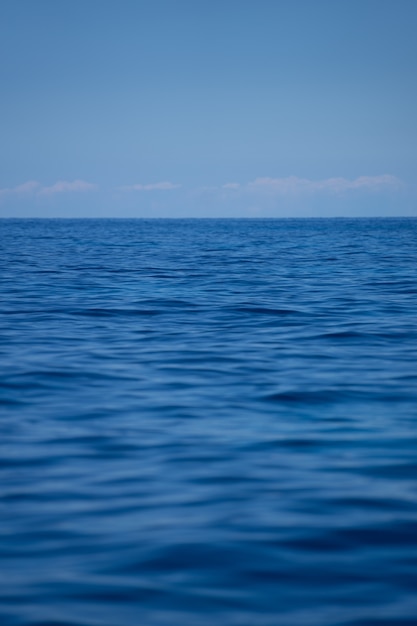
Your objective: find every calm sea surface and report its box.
[1,218,417,626]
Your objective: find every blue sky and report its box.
[1,0,416,217]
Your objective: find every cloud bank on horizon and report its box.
[0,180,97,198]
[0,174,404,200]
[0,173,409,218]
[222,175,404,195]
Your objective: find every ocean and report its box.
[1,217,417,625]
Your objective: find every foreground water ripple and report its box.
[1,218,417,625]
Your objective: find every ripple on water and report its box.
[1,218,417,625]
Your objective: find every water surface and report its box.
[1,218,417,625]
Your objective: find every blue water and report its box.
[1,218,417,626]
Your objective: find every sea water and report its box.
[1,218,417,625]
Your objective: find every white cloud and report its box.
[0,180,41,197]
[246,174,403,194]
[39,180,97,195]
[120,181,181,191]
[0,179,97,199]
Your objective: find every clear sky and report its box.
[1,0,416,217]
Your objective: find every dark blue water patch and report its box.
[1,218,417,626]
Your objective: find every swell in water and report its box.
[1,217,417,625]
